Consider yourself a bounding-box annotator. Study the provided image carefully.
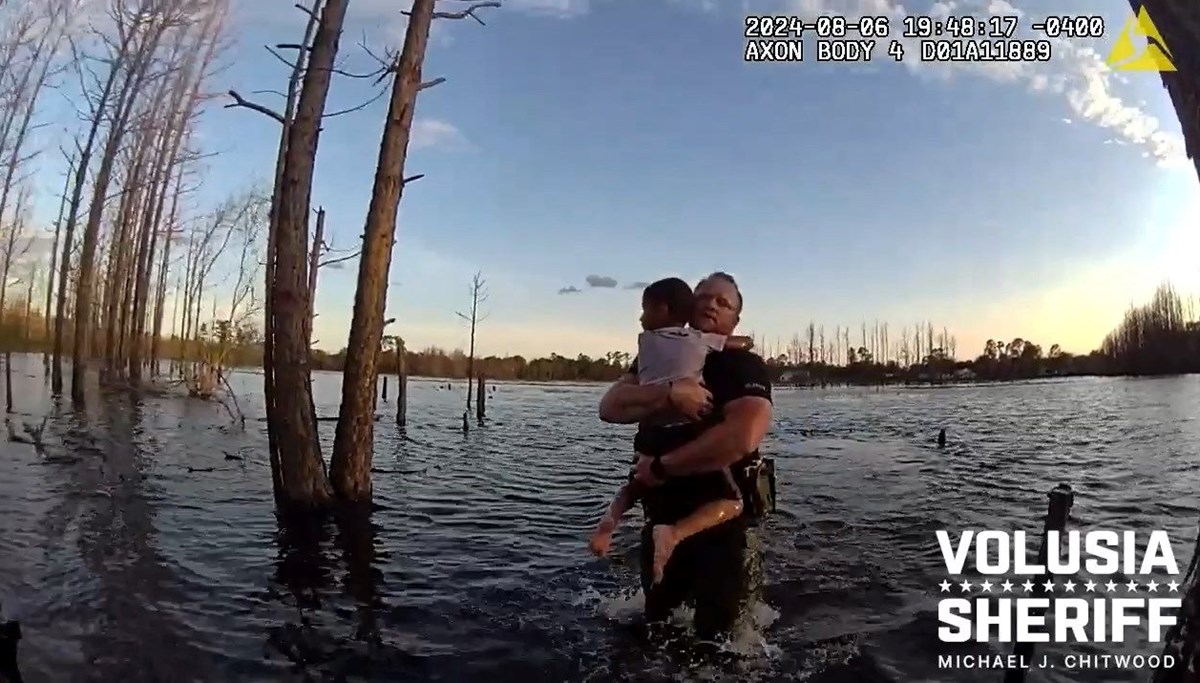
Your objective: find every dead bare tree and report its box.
[222,0,322,510]
[101,105,160,373]
[0,0,74,231]
[129,4,226,383]
[69,0,174,402]
[0,0,79,384]
[328,0,501,504]
[22,262,36,343]
[310,237,361,340]
[189,192,262,410]
[42,152,74,371]
[805,322,815,365]
[149,162,185,375]
[224,0,349,512]
[53,92,114,393]
[0,9,40,94]
[180,189,262,376]
[303,206,324,347]
[0,188,33,412]
[457,270,488,413]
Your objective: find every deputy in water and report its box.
[598,271,774,640]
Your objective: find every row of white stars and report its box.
[940,579,1181,594]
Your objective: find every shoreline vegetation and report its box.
[6,283,1197,387]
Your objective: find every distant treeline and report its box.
[767,283,1199,386]
[4,282,1197,385]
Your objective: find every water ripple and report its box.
[0,357,1198,681]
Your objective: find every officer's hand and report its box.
[668,378,712,421]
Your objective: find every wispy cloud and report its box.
[411,119,467,150]
[665,0,719,13]
[559,276,647,294]
[784,0,1186,166]
[507,0,590,18]
[585,274,617,288]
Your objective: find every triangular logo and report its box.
[1106,5,1176,72]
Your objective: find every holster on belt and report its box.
[735,456,777,521]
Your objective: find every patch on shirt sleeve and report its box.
[737,378,772,401]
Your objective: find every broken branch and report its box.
[405,1,501,25]
[318,250,361,268]
[325,87,388,117]
[264,46,298,71]
[225,90,285,124]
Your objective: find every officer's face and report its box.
[692,277,740,336]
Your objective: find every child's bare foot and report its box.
[651,524,678,584]
[590,517,617,556]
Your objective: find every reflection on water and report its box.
[0,353,1199,682]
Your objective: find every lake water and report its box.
[1,353,1198,682]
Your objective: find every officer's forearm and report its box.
[659,398,772,475]
[658,421,750,475]
[598,381,669,424]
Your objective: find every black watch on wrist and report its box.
[650,457,667,479]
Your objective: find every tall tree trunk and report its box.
[23,275,34,345]
[0,4,62,401]
[150,164,184,377]
[466,308,476,410]
[260,0,323,509]
[123,146,163,380]
[304,207,324,347]
[71,23,163,403]
[270,0,350,511]
[1,213,20,413]
[53,62,120,394]
[330,0,436,504]
[43,155,73,371]
[133,7,224,384]
[0,18,55,236]
[103,143,150,372]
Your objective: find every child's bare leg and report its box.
[590,479,643,557]
[650,495,744,583]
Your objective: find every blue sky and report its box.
[25,0,1200,359]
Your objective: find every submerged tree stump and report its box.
[4,352,11,414]
[396,353,407,428]
[476,374,486,421]
[1005,483,1074,683]
[187,364,219,399]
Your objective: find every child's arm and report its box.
[723,334,754,351]
[699,332,729,352]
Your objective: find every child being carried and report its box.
[589,277,753,584]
